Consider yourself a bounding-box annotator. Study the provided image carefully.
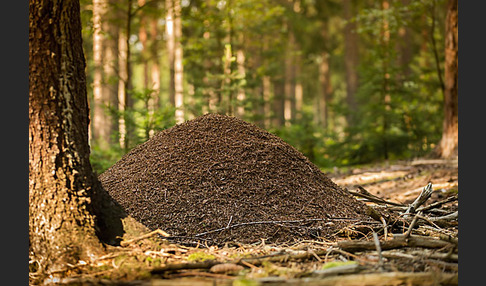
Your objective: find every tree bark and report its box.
[29,0,124,277]
[437,0,458,158]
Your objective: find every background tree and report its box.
[81,0,456,173]
[92,0,119,149]
[29,0,123,278]
[437,0,458,158]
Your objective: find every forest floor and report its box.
[36,158,458,286]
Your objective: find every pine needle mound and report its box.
[99,114,369,244]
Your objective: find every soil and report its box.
[99,113,369,245]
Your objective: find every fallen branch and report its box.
[348,186,404,207]
[403,182,433,218]
[417,195,458,212]
[372,232,384,270]
[337,234,454,252]
[429,211,458,222]
[194,217,361,237]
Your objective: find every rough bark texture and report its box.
[29,0,124,276]
[438,0,458,158]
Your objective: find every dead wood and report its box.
[348,186,404,207]
[120,229,170,247]
[312,263,364,277]
[404,182,433,218]
[417,195,458,212]
[337,234,454,252]
[381,249,458,263]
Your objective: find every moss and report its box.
[321,260,358,270]
[187,252,216,262]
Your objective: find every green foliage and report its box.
[90,143,125,175]
[325,1,445,166]
[82,0,450,169]
[272,112,332,168]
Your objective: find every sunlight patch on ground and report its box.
[332,170,408,187]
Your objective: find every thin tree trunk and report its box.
[236,47,246,118]
[318,52,331,129]
[263,76,272,128]
[139,0,149,91]
[138,0,151,139]
[118,27,128,148]
[381,0,391,160]
[173,0,184,123]
[398,0,412,79]
[343,0,359,125]
[125,0,135,149]
[166,0,175,107]
[272,77,285,128]
[294,51,303,121]
[430,0,445,93]
[284,24,295,126]
[92,0,119,149]
[437,0,458,158]
[166,0,183,123]
[117,0,135,150]
[150,18,161,109]
[29,0,123,277]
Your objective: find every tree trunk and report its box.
[92,0,119,149]
[166,0,184,123]
[263,76,272,128]
[294,51,303,121]
[138,0,149,91]
[118,0,135,151]
[173,0,184,123]
[318,52,332,129]
[150,18,161,109]
[343,0,359,125]
[437,0,458,158]
[284,24,295,126]
[29,0,123,278]
[166,0,175,107]
[272,77,285,128]
[381,0,391,160]
[118,26,128,148]
[398,0,412,79]
[236,47,246,118]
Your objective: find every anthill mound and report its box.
[99,114,369,245]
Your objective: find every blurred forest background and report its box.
[81,0,458,174]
